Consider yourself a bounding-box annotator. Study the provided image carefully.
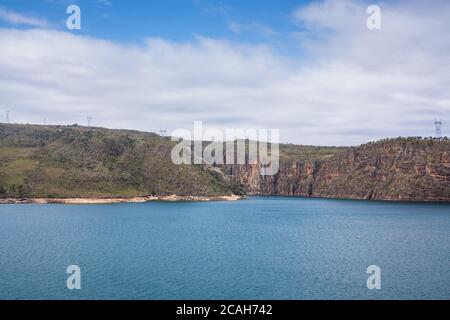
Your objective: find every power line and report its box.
[435,118,442,138]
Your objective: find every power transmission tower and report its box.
[159,128,167,137]
[6,110,10,124]
[87,116,92,127]
[435,118,442,138]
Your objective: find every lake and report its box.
[0,197,449,300]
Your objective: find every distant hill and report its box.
[1,123,449,202]
[0,124,240,198]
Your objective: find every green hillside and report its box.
[4,123,444,202]
[0,124,242,198]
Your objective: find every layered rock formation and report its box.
[1,123,449,202]
[228,138,450,202]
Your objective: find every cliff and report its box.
[1,123,449,202]
[229,138,450,202]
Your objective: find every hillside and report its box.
[0,124,239,198]
[1,123,449,202]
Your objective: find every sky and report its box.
[0,0,449,145]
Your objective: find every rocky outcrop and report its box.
[229,138,450,202]
[1,124,448,202]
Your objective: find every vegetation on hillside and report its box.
[0,124,236,198]
[1,123,448,201]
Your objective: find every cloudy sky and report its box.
[0,0,449,145]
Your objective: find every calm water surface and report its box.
[0,197,449,299]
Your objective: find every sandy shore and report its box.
[0,194,243,204]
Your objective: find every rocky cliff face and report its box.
[228,138,450,202]
[1,124,448,201]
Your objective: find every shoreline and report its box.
[1,194,447,205]
[0,194,243,204]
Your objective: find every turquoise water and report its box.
[0,197,449,300]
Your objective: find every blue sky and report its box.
[0,0,309,45]
[0,0,449,145]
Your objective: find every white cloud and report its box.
[0,7,49,28]
[0,0,449,146]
